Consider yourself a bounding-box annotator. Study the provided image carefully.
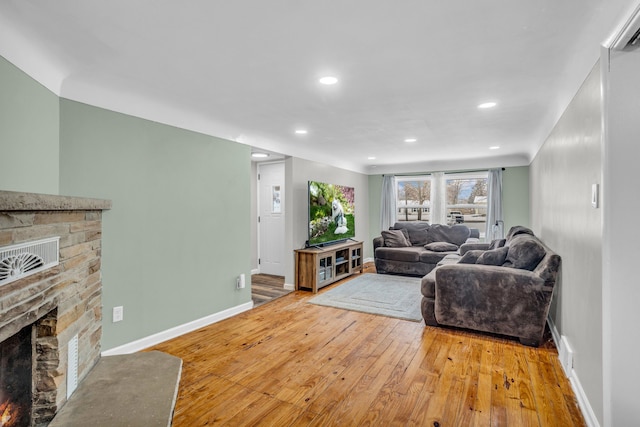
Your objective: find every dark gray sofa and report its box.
[420,226,561,346]
[373,222,480,277]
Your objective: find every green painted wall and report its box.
[367,166,530,239]
[502,166,530,231]
[59,99,252,350]
[0,56,59,194]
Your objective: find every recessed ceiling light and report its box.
[295,129,308,135]
[489,146,500,150]
[319,76,338,85]
[478,102,497,109]
[252,152,269,158]
[368,156,376,160]
[404,138,417,143]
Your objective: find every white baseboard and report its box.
[251,268,260,275]
[546,316,600,427]
[569,368,600,427]
[101,301,254,356]
[364,257,375,264]
[283,283,295,291]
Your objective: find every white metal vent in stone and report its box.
[0,237,59,286]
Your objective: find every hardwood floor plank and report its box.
[146,263,586,427]
[524,346,556,427]
[514,347,541,426]
[490,339,509,427]
[538,349,584,426]
[304,314,400,415]
[471,340,494,426]
[325,334,410,425]
[458,340,485,426]
[359,327,426,425]
[420,334,470,426]
[374,328,439,425]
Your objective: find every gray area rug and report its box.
[309,273,423,321]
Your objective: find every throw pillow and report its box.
[381,229,411,247]
[476,246,509,266]
[424,242,459,252]
[458,250,483,264]
[392,222,430,246]
[488,238,507,250]
[503,235,546,270]
[425,224,470,246]
[505,225,534,241]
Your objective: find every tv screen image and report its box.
[308,181,355,246]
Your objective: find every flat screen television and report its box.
[307,180,355,247]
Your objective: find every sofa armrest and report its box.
[469,228,480,239]
[373,236,384,251]
[436,264,547,292]
[434,264,552,342]
[459,242,491,255]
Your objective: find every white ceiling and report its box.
[1,1,636,174]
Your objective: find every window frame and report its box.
[395,175,432,223]
[394,171,488,228]
[444,171,488,228]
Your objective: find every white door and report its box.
[258,162,285,276]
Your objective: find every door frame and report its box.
[256,160,286,277]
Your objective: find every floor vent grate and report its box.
[0,237,59,286]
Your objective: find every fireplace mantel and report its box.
[1,190,111,426]
[0,190,112,211]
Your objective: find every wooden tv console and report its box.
[294,240,363,293]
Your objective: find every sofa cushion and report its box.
[458,250,483,264]
[381,229,411,247]
[476,246,509,266]
[503,235,546,270]
[488,238,507,250]
[424,241,459,252]
[392,221,431,246]
[426,224,470,246]
[505,225,534,241]
[420,250,454,264]
[375,246,423,262]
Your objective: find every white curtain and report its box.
[430,172,447,225]
[486,168,504,240]
[380,175,397,231]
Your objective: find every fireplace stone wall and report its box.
[0,190,111,426]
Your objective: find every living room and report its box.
[1,2,640,426]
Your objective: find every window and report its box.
[395,172,488,234]
[396,176,431,222]
[445,172,488,232]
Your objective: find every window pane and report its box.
[396,178,431,222]
[272,185,281,213]
[445,175,487,234]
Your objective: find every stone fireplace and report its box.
[0,191,111,426]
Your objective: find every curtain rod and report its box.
[384,167,504,177]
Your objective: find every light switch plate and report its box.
[113,306,123,322]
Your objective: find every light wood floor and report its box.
[149,264,585,426]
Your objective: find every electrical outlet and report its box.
[113,306,124,322]
[236,274,245,289]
